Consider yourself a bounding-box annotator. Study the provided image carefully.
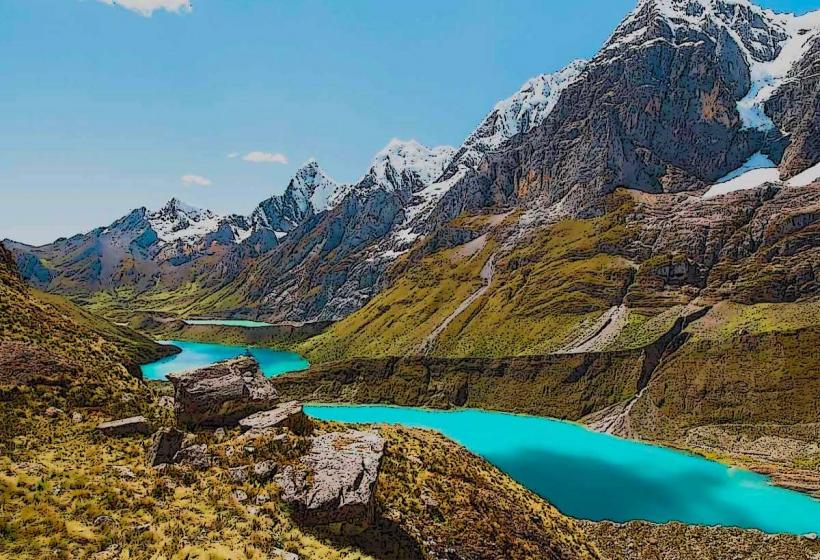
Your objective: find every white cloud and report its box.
[227,152,240,159]
[180,174,212,187]
[242,151,288,164]
[95,0,192,17]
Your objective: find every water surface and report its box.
[184,319,274,327]
[305,404,820,535]
[141,340,308,380]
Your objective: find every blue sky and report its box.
[1,0,818,244]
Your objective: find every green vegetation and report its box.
[299,195,642,362]
[297,241,495,362]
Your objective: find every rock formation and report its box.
[238,401,312,436]
[167,356,278,427]
[274,430,386,527]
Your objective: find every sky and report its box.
[1,0,818,245]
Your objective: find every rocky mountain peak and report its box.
[288,159,344,213]
[450,59,588,172]
[148,199,223,244]
[364,139,455,195]
[604,0,820,131]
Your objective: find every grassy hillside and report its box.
[298,195,641,362]
[0,243,174,448]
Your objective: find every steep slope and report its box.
[0,242,173,445]
[249,160,346,235]
[203,61,592,323]
[431,0,820,226]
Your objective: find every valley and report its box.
[4,0,820,557]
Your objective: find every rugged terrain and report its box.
[4,0,820,556]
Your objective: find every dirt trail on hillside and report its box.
[418,254,495,355]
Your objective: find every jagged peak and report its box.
[368,139,455,189]
[154,197,208,216]
[451,59,588,172]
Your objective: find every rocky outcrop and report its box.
[167,356,278,428]
[274,430,385,527]
[146,427,185,466]
[238,401,312,436]
[97,416,152,436]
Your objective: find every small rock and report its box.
[805,532,818,541]
[181,433,198,448]
[421,492,439,510]
[214,427,226,442]
[227,466,250,484]
[255,491,270,505]
[246,505,260,516]
[92,545,120,560]
[112,465,136,479]
[173,443,213,470]
[93,515,115,527]
[133,523,151,533]
[71,412,83,423]
[238,401,312,436]
[45,407,64,417]
[231,488,248,503]
[51,482,62,496]
[271,548,300,560]
[97,416,152,437]
[158,395,174,410]
[252,460,277,482]
[146,427,186,467]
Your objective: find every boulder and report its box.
[97,416,152,436]
[238,401,312,436]
[146,427,185,467]
[274,430,385,527]
[167,356,278,427]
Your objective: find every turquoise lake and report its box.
[140,340,309,380]
[184,319,274,327]
[305,404,820,535]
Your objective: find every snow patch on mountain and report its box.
[702,153,779,198]
[788,161,820,187]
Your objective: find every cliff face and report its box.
[766,36,820,179]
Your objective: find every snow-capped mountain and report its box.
[147,198,225,244]
[451,59,588,171]
[355,139,456,197]
[382,60,588,251]
[249,160,345,236]
[601,0,820,131]
[9,0,820,326]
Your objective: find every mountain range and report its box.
[7,0,820,328]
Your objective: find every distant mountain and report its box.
[249,160,345,236]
